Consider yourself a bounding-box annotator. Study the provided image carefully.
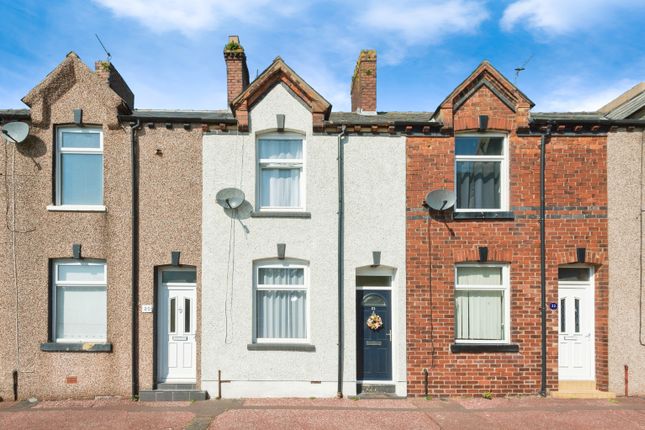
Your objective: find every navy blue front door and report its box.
[357,290,392,381]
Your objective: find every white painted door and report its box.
[158,282,196,383]
[558,267,594,381]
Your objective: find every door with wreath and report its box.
[356,290,392,381]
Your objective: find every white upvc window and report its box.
[454,264,510,344]
[54,127,104,208]
[254,261,308,342]
[257,134,305,211]
[455,134,508,212]
[52,260,107,343]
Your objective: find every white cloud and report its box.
[534,78,639,112]
[501,0,644,34]
[358,0,489,63]
[360,0,489,43]
[93,0,306,34]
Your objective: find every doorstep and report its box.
[139,383,207,401]
[550,380,616,399]
[356,383,402,399]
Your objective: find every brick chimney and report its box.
[351,50,377,113]
[94,61,135,110]
[224,35,250,105]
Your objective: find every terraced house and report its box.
[1,36,643,401]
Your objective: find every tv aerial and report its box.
[216,188,246,209]
[2,122,30,144]
[424,189,456,211]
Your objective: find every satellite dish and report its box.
[216,188,246,209]
[425,189,456,211]
[2,122,30,144]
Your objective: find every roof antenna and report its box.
[95,34,112,62]
[514,53,534,84]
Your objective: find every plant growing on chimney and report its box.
[98,60,110,71]
[225,41,241,51]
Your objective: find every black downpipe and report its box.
[539,122,553,397]
[337,125,346,398]
[12,370,18,401]
[131,120,141,397]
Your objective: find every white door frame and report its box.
[558,265,595,381]
[355,266,396,385]
[157,268,197,384]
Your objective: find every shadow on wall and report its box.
[223,200,253,234]
[14,135,47,170]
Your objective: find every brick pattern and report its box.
[229,58,331,131]
[224,50,249,105]
[351,50,376,112]
[406,81,608,397]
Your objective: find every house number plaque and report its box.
[142,304,153,313]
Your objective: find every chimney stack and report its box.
[351,50,377,113]
[224,35,250,106]
[94,61,135,110]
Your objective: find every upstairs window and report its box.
[455,135,507,211]
[56,127,103,206]
[258,135,304,210]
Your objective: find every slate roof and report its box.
[328,111,437,125]
[530,112,607,121]
[0,109,30,119]
[124,109,235,122]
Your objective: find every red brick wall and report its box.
[406,87,608,397]
[351,50,376,112]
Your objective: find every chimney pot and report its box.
[351,50,377,113]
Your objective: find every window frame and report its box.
[54,126,105,210]
[454,133,509,213]
[256,132,306,212]
[52,259,108,343]
[253,260,310,344]
[454,263,510,344]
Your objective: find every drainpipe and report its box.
[337,125,347,399]
[130,120,141,397]
[539,121,553,397]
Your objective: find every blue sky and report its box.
[1,0,644,113]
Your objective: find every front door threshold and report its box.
[357,383,401,398]
[551,380,615,399]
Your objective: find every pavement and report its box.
[0,396,643,429]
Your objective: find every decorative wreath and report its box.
[367,312,383,331]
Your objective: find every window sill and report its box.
[450,343,519,353]
[40,342,112,353]
[453,211,514,220]
[247,343,315,352]
[251,211,311,219]
[47,205,107,213]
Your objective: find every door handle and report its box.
[386,330,392,342]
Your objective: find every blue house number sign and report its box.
[549,302,558,310]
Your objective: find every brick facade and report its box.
[406,64,608,397]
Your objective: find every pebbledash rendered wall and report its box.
[0,53,205,400]
[201,82,407,397]
[0,54,133,400]
[607,127,645,395]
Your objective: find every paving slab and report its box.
[242,397,418,409]
[209,409,440,430]
[0,410,194,430]
[0,396,643,429]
